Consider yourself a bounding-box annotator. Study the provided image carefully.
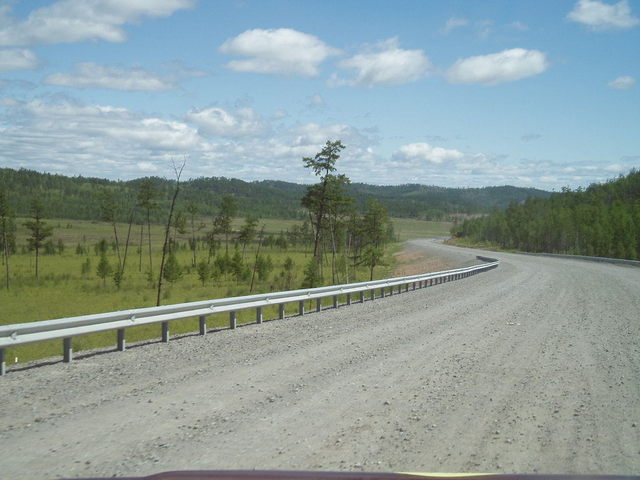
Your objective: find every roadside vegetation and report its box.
[0,141,451,365]
[451,169,640,260]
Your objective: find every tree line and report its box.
[452,169,640,260]
[0,166,550,223]
[0,141,395,297]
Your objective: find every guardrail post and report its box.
[333,295,338,308]
[360,291,365,303]
[347,293,351,305]
[370,289,375,300]
[161,322,169,343]
[299,300,304,316]
[63,337,73,363]
[117,328,126,351]
[256,307,263,324]
[230,311,237,329]
[279,304,285,319]
[316,298,322,312]
[0,348,5,376]
[199,316,207,335]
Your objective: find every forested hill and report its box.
[0,167,550,222]
[453,169,640,260]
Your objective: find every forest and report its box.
[452,169,640,260]
[0,166,550,223]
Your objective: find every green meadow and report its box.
[1,217,451,365]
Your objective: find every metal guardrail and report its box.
[518,251,640,267]
[0,256,499,375]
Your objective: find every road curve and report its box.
[1,240,639,478]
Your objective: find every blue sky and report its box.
[0,0,638,190]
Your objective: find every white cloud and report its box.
[568,0,639,30]
[0,98,209,178]
[440,17,470,34]
[394,142,465,164]
[186,106,267,138]
[0,48,39,71]
[219,28,339,76]
[44,63,175,91]
[446,48,548,85]
[335,38,430,87]
[0,0,194,46]
[608,75,635,89]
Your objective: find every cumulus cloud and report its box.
[446,48,548,85]
[0,0,194,46]
[334,38,430,87]
[0,48,39,71]
[0,98,209,178]
[608,75,635,89]
[288,123,371,147]
[219,28,339,76]
[186,106,268,138]
[567,0,639,30]
[44,63,175,91]
[394,142,465,164]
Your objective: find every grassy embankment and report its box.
[0,217,451,365]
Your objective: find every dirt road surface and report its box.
[1,240,639,478]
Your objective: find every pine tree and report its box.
[23,199,53,278]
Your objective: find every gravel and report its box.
[1,239,639,478]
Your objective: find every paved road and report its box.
[1,240,639,478]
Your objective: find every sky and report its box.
[0,0,638,190]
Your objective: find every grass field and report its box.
[1,216,451,365]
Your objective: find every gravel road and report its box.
[1,240,639,478]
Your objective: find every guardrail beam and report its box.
[0,256,499,374]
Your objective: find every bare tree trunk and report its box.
[120,208,135,275]
[138,223,143,272]
[249,226,265,293]
[156,160,185,306]
[2,227,8,290]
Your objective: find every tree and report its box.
[301,140,347,262]
[196,260,210,286]
[214,195,237,254]
[100,189,122,271]
[96,252,112,286]
[0,190,16,289]
[278,257,296,290]
[360,200,393,280]
[238,216,258,259]
[162,252,182,285]
[301,257,322,288]
[24,199,53,278]
[137,178,158,275]
[186,201,199,267]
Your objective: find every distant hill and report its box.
[0,167,551,222]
